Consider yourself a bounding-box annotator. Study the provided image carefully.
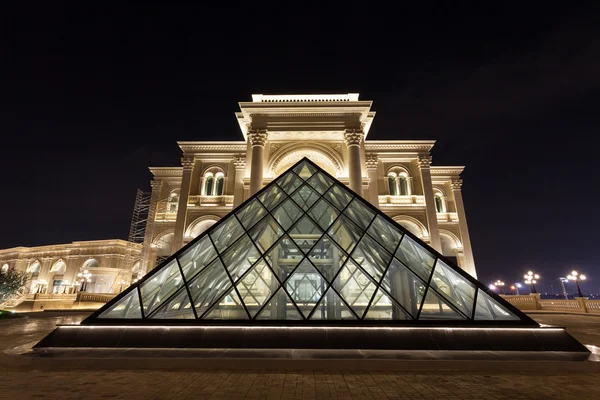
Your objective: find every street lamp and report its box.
[567,270,587,298]
[559,277,569,299]
[524,271,540,293]
[510,283,522,295]
[77,269,92,292]
[494,280,505,294]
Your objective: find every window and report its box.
[204,175,214,195]
[387,169,411,196]
[1,264,8,273]
[203,171,225,196]
[167,192,179,212]
[215,173,224,195]
[398,175,409,195]
[434,193,445,213]
[387,173,397,195]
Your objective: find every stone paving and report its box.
[1,312,600,400]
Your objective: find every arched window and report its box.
[215,173,224,195]
[204,173,214,196]
[167,191,179,212]
[1,264,8,273]
[398,173,409,195]
[202,170,225,196]
[434,192,446,213]
[387,169,411,196]
[387,173,398,195]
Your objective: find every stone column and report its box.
[172,157,194,253]
[365,154,379,206]
[233,156,247,207]
[248,130,268,196]
[450,179,477,278]
[417,156,441,252]
[141,180,162,274]
[344,129,364,196]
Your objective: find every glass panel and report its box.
[380,258,426,318]
[98,289,142,319]
[276,171,303,194]
[388,176,397,196]
[235,198,268,230]
[204,288,249,319]
[324,184,353,211]
[265,235,304,282]
[178,236,218,281]
[272,199,303,230]
[293,161,317,179]
[328,214,363,254]
[209,215,245,253]
[290,184,320,211]
[149,287,195,319]
[307,198,339,231]
[249,215,284,253]
[435,196,443,213]
[395,235,436,282]
[310,288,356,320]
[285,259,325,318]
[236,259,276,318]
[258,184,286,211]
[418,288,466,320]
[215,177,224,196]
[188,258,233,318]
[366,215,404,252]
[333,260,377,318]
[289,215,324,254]
[205,176,214,195]
[364,289,411,320]
[343,198,376,230]
[256,287,303,320]
[140,259,184,315]
[399,176,408,195]
[307,236,347,283]
[306,171,334,194]
[474,290,519,321]
[350,234,392,283]
[430,259,476,318]
[220,235,261,282]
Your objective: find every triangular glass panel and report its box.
[204,288,249,320]
[272,198,303,230]
[350,234,392,283]
[474,289,519,321]
[177,235,218,281]
[429,259,475,318]
[418,288,467,320]
[209,214,245,253]
[364,289,411,320]
[306,171,335,194]
[307,198,340,231]
[307,236,347,283]
[265,235,304,282]
[380,258,426,318]
[258,184,286,211]
[236,259,277,318]
[149,286,195,319]
[333,260,377,318]
[310,288,357,320]
[289,215,324,253]
[395,235,436,282]
[256,287,303,320]
[98,289,142,319]
[328,214,363,254]
[275,171,303,194]
[366,215,403,252]
[285,259,325,318]
[249,215,284,253]
[187,258,233,318]
[343,198,376,230]
[323,184,353,211]
[220,234,261,282]
[290,184,320,211]
[293,160,317,179]
[235,198,268,230]
[140,259,184,315]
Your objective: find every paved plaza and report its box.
[1,312,600,400]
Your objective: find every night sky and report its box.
[2,2,599,295]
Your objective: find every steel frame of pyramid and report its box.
[81,158,535,327]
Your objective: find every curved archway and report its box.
[393,215,429,239]
[186,215,220,239]
[82,258,99,269]
[26,260,41,274]
[50,259,67,274]
[1,263,8,273]
[268,144,344,177]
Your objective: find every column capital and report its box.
[344,129,364,147]
[181,157,195,171]
[150,180,163,191]
[248,130,268,147]
[450,179,463,190]
[233,156,246,170]
[416,155,432,169]
[365,154,379,170]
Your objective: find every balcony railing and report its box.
[501,294,600,314]
[378,195,425,206]
[187,195,234,207]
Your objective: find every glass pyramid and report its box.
[84,158,533,325]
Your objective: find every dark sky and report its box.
[2,2,599,294]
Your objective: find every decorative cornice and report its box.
[178,142,247,152]
[450,179,463,190]
[416,155,432,169]
[430,166,465,176]
[343,129,364,147]
[365,154,379,169]
[148,167,183,177]
[181,157,195,170]
[248,130,269,147]
[364,140,436,151]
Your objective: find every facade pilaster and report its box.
[417,155,441,252]
[172,157,194,252]
[344,129,364,196]
[450,179,477,277]
[365,154,379,206]
[141,180,163,274]
[233,156,247,206]
[248,130,268,196]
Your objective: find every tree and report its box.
[0,267,28,304]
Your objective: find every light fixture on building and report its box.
[77,269,92,292]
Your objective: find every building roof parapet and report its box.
[178,141,247,153]
[364,140,435,151]
[0,240,142,256]
[148,167,183,177]
[430,166,465,176]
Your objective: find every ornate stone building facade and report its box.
[144,94,476,278]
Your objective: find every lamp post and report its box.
[567,270,587,298]
[524,271,540,294]
[559,277,569,299]
[77,269,92,292]
[510,283,521,295]
[493,280,505,294]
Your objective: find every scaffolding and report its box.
[128,189,151,244]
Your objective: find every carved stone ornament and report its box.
[365,154,379,169]
[248,130,269,147]
[233,156,246,169]
[181,157,195,170]
[343,129,364,147]
[416,155,432,168]
[450,179,463,190]
[150,180,163,191]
